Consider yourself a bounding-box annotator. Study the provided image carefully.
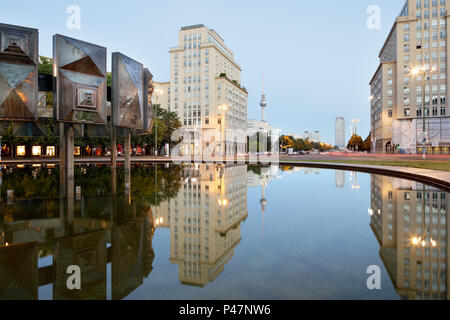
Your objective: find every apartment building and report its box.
[168,25,248,156]
[370,174,449,300]
[150,81,170,111]
[370,0,450,154]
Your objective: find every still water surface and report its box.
[0,163,448,300]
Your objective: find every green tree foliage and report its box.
[133,105,182,151]
[38,57,53,75]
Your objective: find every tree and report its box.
[38,57,53,75]
[361,134,371,152]
[347,134,364,151]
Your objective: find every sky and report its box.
[0,0,406,143]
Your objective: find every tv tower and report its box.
[260,70,268,123]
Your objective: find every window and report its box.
[404,108,411,116]
[388,110,393,117]
[433,106,438,115]
[441,106,447,115]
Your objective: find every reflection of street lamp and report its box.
[217,104,228,156]
[154,88,164,156]
[410,65,436,159]
[350,172,360,189]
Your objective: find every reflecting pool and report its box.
[0,163,449,300]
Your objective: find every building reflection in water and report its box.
[335,170,345,189]
[0,164,165,300]
[152,164,248,287]
[370,175,450,300]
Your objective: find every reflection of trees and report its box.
[247,165,270,176]
[1,165,183,205]
[0,167,60,200]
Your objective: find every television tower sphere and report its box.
[260,94,268,108]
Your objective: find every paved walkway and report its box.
[1,156,449,191]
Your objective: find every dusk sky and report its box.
[0,0,406,143]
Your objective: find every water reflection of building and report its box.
[370,175,450,300]
[335,170,345,189]
[153,164,248,287]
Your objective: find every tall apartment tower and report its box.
[169,25,248,156]
[370,0,450,154]
[335,116,346,148]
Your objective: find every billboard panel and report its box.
[0,24,38,121]
[53,34,107,124]
[111,52,144,129]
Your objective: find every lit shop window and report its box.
[74,147,81,156]
[32,146,42,156]
[46,146,56,156]
[17,146,26,156]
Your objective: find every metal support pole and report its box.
[111,126,117,169]
[422,71,426,160]
[155,102,158,156]
[125,129,131,197]
[60,122,74,235]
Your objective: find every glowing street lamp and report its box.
[410,64,436,159]
[217,104,229,156]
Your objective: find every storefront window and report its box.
[32,146,42,156]
[17,146,26,157]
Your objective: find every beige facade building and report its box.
[168,25,248,156]
[370,174,449,300]
[151,81,171,111]
[370,0,450,154]
[152,164,248,286]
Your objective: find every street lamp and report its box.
[352,119,360,136]
[410,65,436,159]
[217,104,228,157]
[153,88,164,156]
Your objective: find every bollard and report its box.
[75,186,81,200]
[7,190,13,204]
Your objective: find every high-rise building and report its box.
[169,25,248,156]
[370,0,450,154]
[335,117,346,148]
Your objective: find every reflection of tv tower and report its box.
[260,179,268,236]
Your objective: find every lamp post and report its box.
[217,104,228,157]
[411,65,435,159]
[153,88,163,156]
[352,119,360,136]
